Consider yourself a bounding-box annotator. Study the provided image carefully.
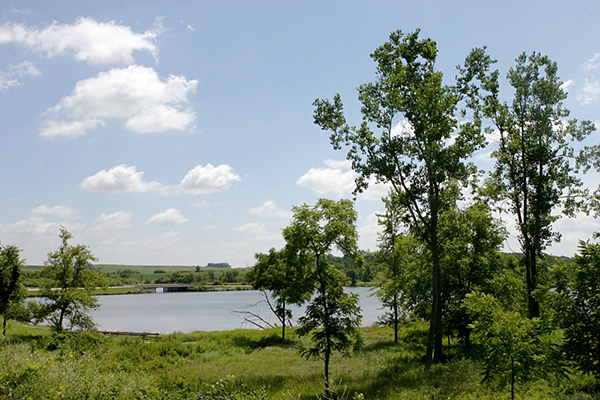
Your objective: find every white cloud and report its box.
[120,231,182,255]
[0,75,19,91]
[178,164,241,194]
[576,79,600,105]
[81,164,240,195]
[12,215,59,235]
[323,159,352,169]
[0,17,160,65]
[0,60,40,91]
[81,164,165,193]
[391,119,415,137]
[91,211,132,232]
[249,200,291,218]
[358,211,383,252]
[297,161,355,196]
[41,65,197,138]
[124,103,196,133]
[146,208,189,226]
[40,119,105,139]
[235,222,268,235]
[29,205,80,220]
[193,200,209,208]
[583,53,600,70]
[297,159,391,200]
[560,79,576,92]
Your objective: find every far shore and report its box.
[26,284,254,297]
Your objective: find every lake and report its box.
[89,287,384,334]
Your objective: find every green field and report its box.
[1,321,596,399]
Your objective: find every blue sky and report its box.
[1,1,599,266]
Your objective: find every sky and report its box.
[1,1,599,267]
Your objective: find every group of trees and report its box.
[0,227,105,333]
[249,29,600,398]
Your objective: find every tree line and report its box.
[247,29,600,399]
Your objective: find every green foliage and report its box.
[248,247,311,339]
[471,49,597,318]
[313,29,491,365]
[464,292,563,400]
[439,199,506,345]
[39,227,107,331]
[283,198,362,396]
[551,236,600,379]
[0,242,26,335]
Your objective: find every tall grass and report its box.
[0,322,597,399]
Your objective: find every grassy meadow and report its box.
[1,321,596,400]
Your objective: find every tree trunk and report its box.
[511,358,515,400]
[281,301,286,341]
[524,246,540,319]
[2,315,6,336]
[58,308,65,331]
[393,293,398,344]
[324,348,331,399]
[426,233,445,365]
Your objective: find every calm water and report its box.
[89,287,383,334]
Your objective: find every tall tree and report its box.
[473,51,597,318]
[313,30,486,364]
[247,247,311,340]
[284,198,362,398]
[0,242,26,336]
[40,227,106,331]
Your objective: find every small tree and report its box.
[40,227,106,331]
[439,199,506,346]
[551,234,600,378]
[247,247,312,340]
[374,195,425,343]
[464,292,557,400]
[0,242,26,335]
[284,199,362,398]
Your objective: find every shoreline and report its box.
[26,284,254,297]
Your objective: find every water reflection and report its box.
[89,287,382,334]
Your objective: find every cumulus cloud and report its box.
[12,215,59,235]
[81,164,165,193]
[82,164,240,195]
[40,119,105,139]
[124,103,195,133]
[41,65,197,138]
[0,17,161,65]
[91,211,132,232]
[178,164,241,194]
[235,222,267,235]
[146,208,189,226]
[576,79,600,105]
[249,200,291,218]
[297,159,355,196]
[560,79,576,92]
[297,159,391,200]
[29,205,80,220]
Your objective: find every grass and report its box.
[0,321,597,399]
